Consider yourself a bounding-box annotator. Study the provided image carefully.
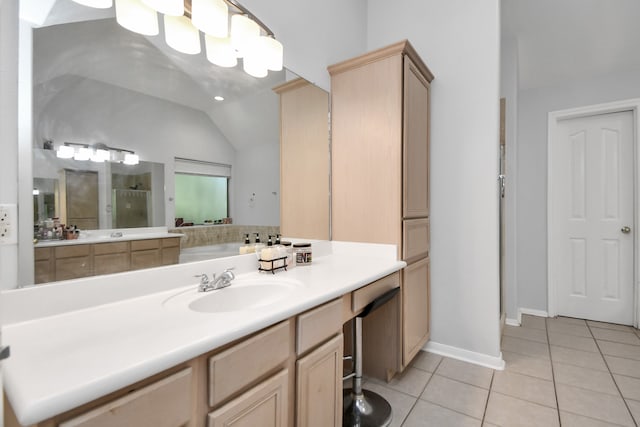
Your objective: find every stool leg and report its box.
[343,317,392,427]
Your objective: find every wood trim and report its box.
[328,40,434,83]
[272,77,309,94]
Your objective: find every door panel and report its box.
[551,111,634,324]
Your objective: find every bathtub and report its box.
[179,243,244,263]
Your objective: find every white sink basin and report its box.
[163,277,302,313]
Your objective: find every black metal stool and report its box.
[343,287,400,427]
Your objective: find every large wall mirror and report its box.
[17,0,330,287]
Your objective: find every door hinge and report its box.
[0,345,10,361]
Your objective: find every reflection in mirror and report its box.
[20,0,329,287]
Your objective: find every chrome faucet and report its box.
[195,268,235,292]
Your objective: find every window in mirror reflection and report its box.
[174,173,229,226]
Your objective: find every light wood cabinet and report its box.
[34,236,181,284]
[329,40,433,371]
[207,370,289,427]
[274,78,330,240]
[296,334,343,427]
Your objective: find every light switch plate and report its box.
[0,203,18,245]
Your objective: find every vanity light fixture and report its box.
[32,188,40,196]
[114,0,159,36]
[56,142,140,166]
[72,0,113,8]
[164,14,201,54]
[74,0,283,79]
[214,95,224,101]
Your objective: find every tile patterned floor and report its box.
[356,315,640,426]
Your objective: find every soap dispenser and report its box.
[239,234,252,254]
[254,233,265,255]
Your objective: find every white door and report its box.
[550,111,634,324]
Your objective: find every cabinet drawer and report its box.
[131,239,160,251]
[352,272,400,314]
[208,370,288,427]
[208,320,291,406]
[296,298,342,356]
[59,368,192,427]
[34,247,52,261]
[162,236,181,248]
[93,241,129,255]
[55,244,91,259]
[402,218,429,262]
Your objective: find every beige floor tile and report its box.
[626,398,640,425]
[410,351,442,373]
[368,367,431,398]
[402,400,481,427]
[591,328,640,346]
[435,357,494,389]
[605,355,640,379]
[552,361,619,396]
[502,325,548,343]
[560,411,630,427]
[548,331,599,352]
[501,336,550,360]
[491,370,556,408]
[502,350,553,380]
[548,316,587,326]
[546,321,592,337]
[614,374,640,401]
[550,345,608,371]
[521,314,547,330]
[484,392,559,427]
[587,320,636,332]
[420,374,489,419]
[555,383,635,426]
[598,340,640,361]
[359,382,416,427]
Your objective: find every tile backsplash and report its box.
[170,225,280,248]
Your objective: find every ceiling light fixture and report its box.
[214,96,224,101]
[56,142,140,165]
[74,0,283,78]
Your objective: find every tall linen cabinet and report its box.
[329,40,433,370]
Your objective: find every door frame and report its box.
[547,98,640,327]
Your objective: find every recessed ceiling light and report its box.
[214,96,224,101]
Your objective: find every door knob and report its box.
[621,226,631,234]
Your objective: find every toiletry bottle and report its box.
[254,233,265,255]
[239,234,251,254]
[259,236,274,270]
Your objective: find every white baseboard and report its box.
[518,308,549,324]
[423,341,505,371]
[505,318,520,327]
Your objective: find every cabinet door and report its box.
[130,249,161,270]
[296,334,343,427]
[55,257,92,281]
[208,370,288,427]
[402,257,430,366]
[94,253,130,275]
[403,55,430,219]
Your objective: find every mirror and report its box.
[19,0,330,287]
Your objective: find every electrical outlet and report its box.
[0,204,18,245]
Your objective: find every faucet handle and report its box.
[223,267,235,279]
[194,274,210,285]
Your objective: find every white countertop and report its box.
[2,241,405,426]
[34,231,182,247]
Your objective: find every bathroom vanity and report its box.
[3,241,405,427]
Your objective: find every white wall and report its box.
[368,0,503,362]
[233,143,280,226]
[516,68,640,312]
[500,37,519,322]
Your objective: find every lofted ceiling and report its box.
[501,0,640,91]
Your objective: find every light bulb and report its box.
[205,35,238,67]
[74,147,92,161]
[230,14,259,58]
[123,153,140,165]
[71,0,113,8]
[141,0,183,16]
[164,15,201,55]
[56,145,75,159]
[115,0,159,36]
[262,36,283,71]
[192,0,228,38]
